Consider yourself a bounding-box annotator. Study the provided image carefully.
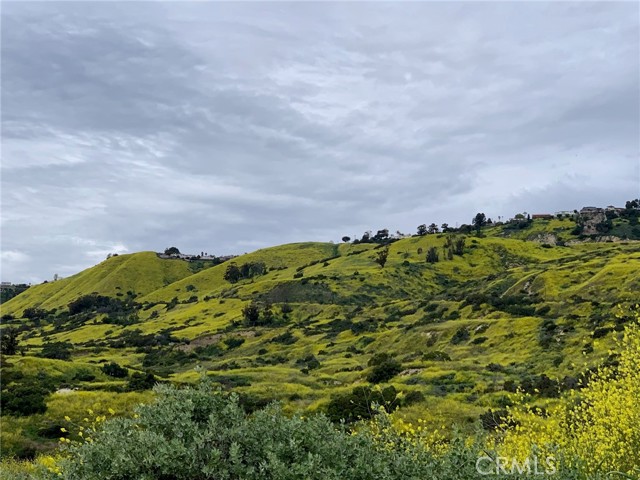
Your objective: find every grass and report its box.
[2,219,638,458]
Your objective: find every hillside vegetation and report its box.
[1,207,639,467]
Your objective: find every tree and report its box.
[441,223,450,233]
[102,361,128,378]
[341,236,351,243]
[261,303,275,326]
[23,307,47,320]
[280,303,293,317]
[372,229,389,243]
[374,246,389,268]
[224,264,241,284]
[242,302,261,326]
[426,246,439,263]
[360,231,371,243]
[453,237,466,255]
[39,341,73,360]
[0,327,19,355]
[367,353,403,384]
[427,223,439,234]
[164,247,180,255]
[416,224,427,236]
[0,380,49,416]
[472,213,487,232]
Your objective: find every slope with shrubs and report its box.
[1,216,639,465]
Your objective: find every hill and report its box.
[1,209,639,459]
[1,251,198,315]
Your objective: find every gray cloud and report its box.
[1,1,638,283]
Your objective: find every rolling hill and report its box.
[1,212,639,458]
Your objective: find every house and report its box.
[554,211,575,217]
[580,206,602,213]
[605,205,625,214]
[532,214,554,220]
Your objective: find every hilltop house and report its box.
[605,205,625,214]
[580,206,603,215]
[554,211,575,217]
[532,214,554,220]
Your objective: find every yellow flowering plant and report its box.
[499,304,640,475]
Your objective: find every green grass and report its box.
[2,221,638,458]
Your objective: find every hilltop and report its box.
[1,203,639,458]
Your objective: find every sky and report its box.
[1,1,639,284]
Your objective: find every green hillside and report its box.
[1,252,196,315]
[1,214,639,459]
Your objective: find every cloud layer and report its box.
[2,2,639,283]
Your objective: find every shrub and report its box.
[126,372,157,391]
[0,378,51,416]
[72,369,96,382]
[0,327,19,355]
[52,380,496,480]
[223,337,245,349]
[325,385,399,423]
[425,247,439,263]
[38,341,73,360]
[270,331,297,345]
[366,354,403,384]
[101,362,128,378]
[422,351,451,361]
[450,327,470,345]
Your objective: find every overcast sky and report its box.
[1,1,639,284]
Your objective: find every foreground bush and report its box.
[51,380,477,479]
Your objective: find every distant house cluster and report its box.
[528,206,626,220]
[157,249,236,263]
[580,206,625,215]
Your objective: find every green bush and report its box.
[0,377,52,416]
[38,341,73,360]
[126,372,157,391]
[58,380,487,480]
[101,361,128,378]
[366,353,403,384]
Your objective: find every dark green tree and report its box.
[39,341,73,360]
[416,224,427,236]
[374,246,389,268]
[372,229,389,243]
[224,264,241,283]
[242,301,261,326]
[426,246,439,263]
[472,212,487,232]
[0,327,19,355]
[102,361,128,378]
[453,237,466,255]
